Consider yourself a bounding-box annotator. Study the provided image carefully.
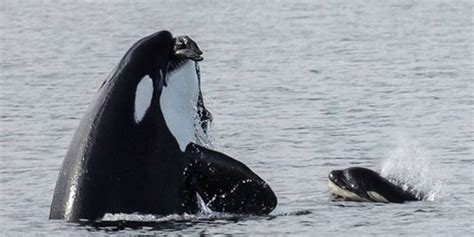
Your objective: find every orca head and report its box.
[328,167,389,202]
[117,31,208,152]
[162,34,203,88]
[120,31,202,87]
[159,35,207,152]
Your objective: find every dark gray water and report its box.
[1,0,473,235]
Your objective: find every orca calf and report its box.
[328,167,422,203]
[50,31,277,221]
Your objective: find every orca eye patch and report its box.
[134,76,154,123]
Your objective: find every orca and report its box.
[328,167,422,203]
[49,31,277,221]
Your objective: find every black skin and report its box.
[328,167,422,203]
[49,31,277,221]
[186,144,276,214]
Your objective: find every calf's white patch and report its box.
[367,191,389,203]
[328,180,369,202]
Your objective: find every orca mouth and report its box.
[328,171,351,199]
[161,35,203,87]
[173,35,203,61]
[328,170,347,190]
[170,35,203,68]
[328,170,368,201]
[167,35,203,74]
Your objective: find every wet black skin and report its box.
[328,167,421,203]
[49,31,277,221]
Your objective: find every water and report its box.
[1,0,473,235]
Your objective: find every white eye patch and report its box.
[134,76,154,123]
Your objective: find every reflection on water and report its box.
[76,211,312,233]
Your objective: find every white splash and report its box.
[380,134,443,201]
[160,61,200,151]
[134,76,154,123]
[194,115,214,149]
[101,211,239,222]
[196,192,214,214]
[102,213,196,222]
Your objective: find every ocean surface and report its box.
[1,0,473,235]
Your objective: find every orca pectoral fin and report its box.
[185,143,277,214]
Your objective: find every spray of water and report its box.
[193,105,215,149]
[194,106,217,213]
[194,117,215,149]
[196,192,215,215]
[100,193,222,222]
[380,134,442,201]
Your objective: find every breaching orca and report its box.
[49,31,277,221]
[328,167,422,203]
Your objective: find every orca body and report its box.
[328,167,422,203]
[50,31,277,221]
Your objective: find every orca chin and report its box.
[49,30,277,222]
[328,167,423,203]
